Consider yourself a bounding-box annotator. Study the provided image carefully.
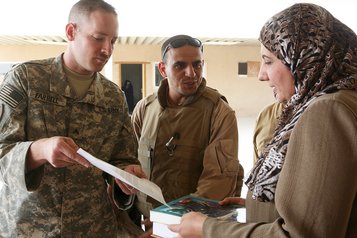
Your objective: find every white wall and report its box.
[237,117,256,197]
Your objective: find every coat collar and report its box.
[157,78,207,108]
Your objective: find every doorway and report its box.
[120,64,143,114]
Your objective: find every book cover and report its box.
[150,195,245,238]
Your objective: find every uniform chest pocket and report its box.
[28,91,67,138]
[165,140,204,173]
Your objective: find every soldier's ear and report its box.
[66,23,77,41]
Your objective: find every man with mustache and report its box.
[131,34,243,236]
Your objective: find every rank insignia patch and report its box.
[0,85,24,108]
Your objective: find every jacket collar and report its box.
[157,78,207,108]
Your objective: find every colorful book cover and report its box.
[150,195,245,237]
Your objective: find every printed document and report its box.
[77,148,167,206]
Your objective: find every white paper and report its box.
[77,148,167,206]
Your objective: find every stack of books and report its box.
[150,195,246,238]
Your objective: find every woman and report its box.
[169,3,357,237]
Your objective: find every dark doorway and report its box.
[121,64,143,114]
[154,63,164,87]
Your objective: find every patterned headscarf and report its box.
[245,3,357,202]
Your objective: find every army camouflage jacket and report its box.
[0,55,139,237]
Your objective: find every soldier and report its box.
[0,0,145,237]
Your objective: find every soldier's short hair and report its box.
[68,0,117,23]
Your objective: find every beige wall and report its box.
[204,45,274,117]
[0,43,277,197]
[111,44,275,118]
[0,45,66,62]
[0,43,275,118]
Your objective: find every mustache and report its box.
[95,56,109,63]
[98,52,110,60]
[182,77,201,82]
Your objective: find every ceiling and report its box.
[0,1,355,47]
[0,35,259,46]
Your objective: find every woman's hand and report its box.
[168,212,207,238]
[219,197,245,206]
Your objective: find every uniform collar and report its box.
[49,54,111,108]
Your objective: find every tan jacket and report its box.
[246,102,284,223]
[132,78,240,215]
[203,90,357,237]
[253,102,284,164]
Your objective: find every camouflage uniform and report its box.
[0,55,140,237]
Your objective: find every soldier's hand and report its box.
[125,164,147,179]
[115,164,147,195]
[27,136,91,171]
